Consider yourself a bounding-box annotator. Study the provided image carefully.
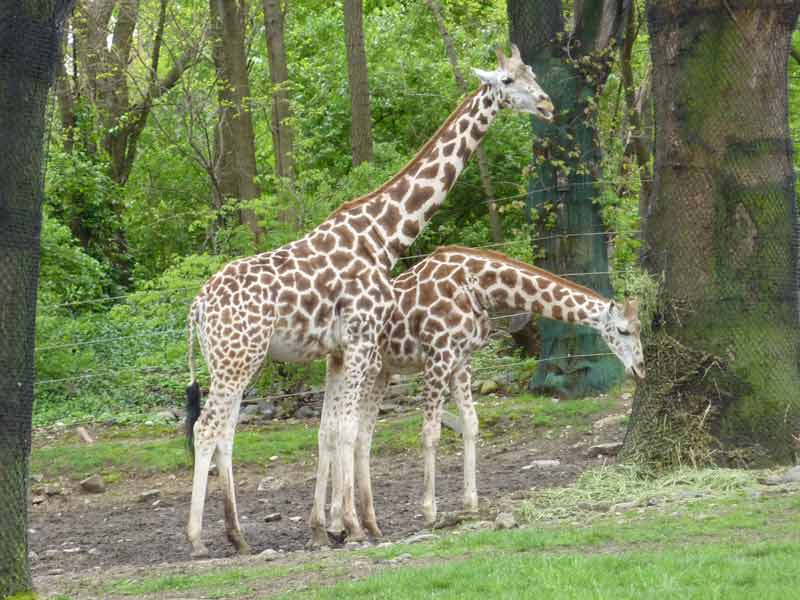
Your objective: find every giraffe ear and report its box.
[510,44,522,63]
[607,300,620,320]
[623,298,640,318]
[472,67,502,86]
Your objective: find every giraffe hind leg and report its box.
[217,429,251,554]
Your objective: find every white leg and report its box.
[420,357,451,526]
[186,433,214,558]
[309,354,344,547]
[336,341,380,542]
[356,367,388,537]
[452,364,478,513]
[217,406,250,554]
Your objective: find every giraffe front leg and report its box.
[186,429,215,559]
[217,427,251,555]
[421,361,450,527]
[355,367,388,538]
[336,342,378,543]
[452,364,479,513]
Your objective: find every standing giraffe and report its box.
[320,246,644,532]
[184,46,554,557]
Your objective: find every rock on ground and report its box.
[79,474,105,494]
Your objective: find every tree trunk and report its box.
[424,0,502,243]
[622,0,800,468]
[210,0,264,246]
[263,0,295,185]
[0,1,72,595]
[343,0,373,166]
[508,0,629,397]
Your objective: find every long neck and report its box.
[316,86,500,270]
[464,256,610,329]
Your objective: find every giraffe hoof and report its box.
[235,541,252,555]
[306,531,332,550]
[190,544,210,560]
[363,521,382,538]
[346,527,367,543]
[326,528,347,545]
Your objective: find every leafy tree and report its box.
[0,1,74,594]
[622,0,800,468]
[508,0,631,397]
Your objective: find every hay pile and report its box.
[620,331,748,472]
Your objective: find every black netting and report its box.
[622,0,800,468]
[0,2,70,595]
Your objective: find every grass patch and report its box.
[284,487,800,599]
[110,564,298,597]
[294,539,800,599]
[30,423,318,481]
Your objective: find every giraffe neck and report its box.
[316,86,500,270]
[444,247,610,329]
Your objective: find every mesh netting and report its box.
[622,1,800,467]
[0,2,70,595]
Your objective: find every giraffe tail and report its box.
[185,300,202,461]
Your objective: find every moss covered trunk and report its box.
[623,0,800,467]
[508,0,628,397]
[0,1,71,595]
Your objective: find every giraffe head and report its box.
[599,298,645,379]
[472,44,554,122]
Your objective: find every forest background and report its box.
[34,0,800,428]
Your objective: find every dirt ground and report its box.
[29,394,629,596]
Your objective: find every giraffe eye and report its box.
[501,76,514,85]
[617,328,629,336]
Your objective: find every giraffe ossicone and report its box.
[341,245,644,530]
[183,46,554,558]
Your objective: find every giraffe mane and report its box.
[328,88,486,218]
[433,245,608,301]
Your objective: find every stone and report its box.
[28,550,39,561]
[295,405,315,419]
[586,442,623,458]
[31,495,46,505]
[75,426,94,444]
[264,512,282,523]
[592,414,627,432]
[288,516,303,523]
[138,489,160,503]
[403,532,438,544]
[238,405,261,424]
[209,463,219,477]
[386,553,413,564]
[479,380,499,395]
[521,459,560,470]
[153,410,179,422]
[611,500,637,513]
[577,501,611,513]
[79,474,105,494]
[260,548,279,560]
[494,512,518,530]
[433,511,468,529]
[258,400,277,420]
[762,465,800,486]
[30,473,44,483]
[440,411,463,435]
[48,568,65,576]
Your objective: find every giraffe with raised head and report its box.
[184,46,554,557]
[332,245,645,531]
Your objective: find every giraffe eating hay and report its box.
[332,245,645,531]
[184,46,554,557]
